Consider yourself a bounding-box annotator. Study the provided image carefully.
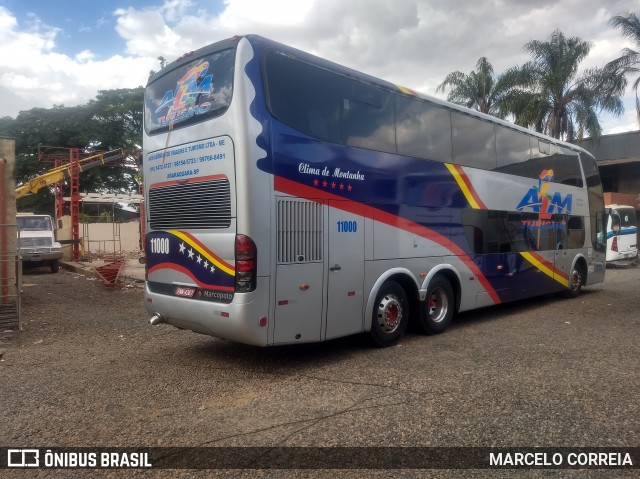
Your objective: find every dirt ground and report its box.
[1,265,639,478]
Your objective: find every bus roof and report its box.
[150,34,594,160]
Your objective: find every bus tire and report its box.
[564,263,584,298]
[417,275,454,335]
[369,280,409,347]
[50,260,60,274]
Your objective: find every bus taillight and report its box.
[611,236,618,252]
[235,234,257,292]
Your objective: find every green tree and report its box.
[83,88,144,195]
[0,88,143,214]
[86,88,143,151]
[607,11,640,123]
[503,30,624,140]
[4,105,96,214]
[436,57,521,117]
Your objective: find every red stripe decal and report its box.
[274,176,501,304]
[454,165,488,210]
[150,174,228,190]
[148,263,235,291]
[525,251,569,282]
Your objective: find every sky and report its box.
[1,0,640,134]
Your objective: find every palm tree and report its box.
[503,30,624,140]
[436,57,521,118]
[608,11,640,123]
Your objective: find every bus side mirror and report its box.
[57,219,63,230]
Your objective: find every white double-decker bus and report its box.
[142,35,607,347]
[605,204,638,263]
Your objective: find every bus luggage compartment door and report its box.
[273,198,325,344]
[274,263,324,344]
[326,202,365,340]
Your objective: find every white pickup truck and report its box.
[16,213,63,273]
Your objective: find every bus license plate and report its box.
[175,286,196,298]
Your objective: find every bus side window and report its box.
[567,216,585,249]
[265,52,347,144]
[396,96,453,163]
[554,214,568,250]
[342,82,395,153]
[308,109,329,139]
[451,112,497,170]
[580,153,606,252]
[496,126,530,168]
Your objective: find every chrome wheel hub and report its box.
[427,287,449,323]
[570,270,581,290]
[377,295,402,334]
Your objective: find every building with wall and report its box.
[579,131,640,249]
[578,131,640,210]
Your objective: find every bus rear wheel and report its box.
[417,275,454,335]
[369,280,409,347]
[564,263,584,298]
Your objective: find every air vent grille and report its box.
[277,199,323,263]
[149,178,231,229]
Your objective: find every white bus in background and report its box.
[142,35,607,347]
[605,205,638,264]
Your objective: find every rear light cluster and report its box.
[611,237,618,252]
[235,234,257,292]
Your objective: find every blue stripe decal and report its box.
[606,227,638,239]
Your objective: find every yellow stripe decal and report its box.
[168,230,235,276]
[396,84,417,96]
[519,252,569,287]
[445,163,481,209]
[444,163,569,289]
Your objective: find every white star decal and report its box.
[182,244,218,275]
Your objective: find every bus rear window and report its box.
[145,48,235,134]
[615,208,636,227]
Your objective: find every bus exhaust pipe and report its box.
[149,314,164,326]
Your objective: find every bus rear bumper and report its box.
[144,277,270,346]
